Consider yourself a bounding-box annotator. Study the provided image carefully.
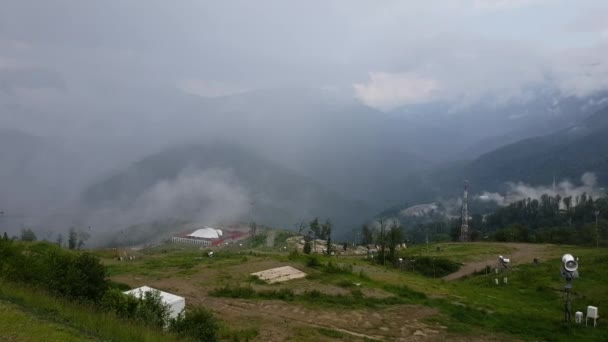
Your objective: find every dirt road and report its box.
[443,243,554,281]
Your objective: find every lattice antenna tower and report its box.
[459,180,470,242]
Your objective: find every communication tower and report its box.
[459,180,469,242]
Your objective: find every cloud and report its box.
[566,8,608,34]
[82,168,251,230]
[0,67,65,92]
[551,43,608,97]
[478,172,603,207]
[353,72,438,110]
[176,79,249,98]
[470,0,549,12]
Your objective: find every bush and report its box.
[135,290,172,328]
[108,280,132,291]
[100,288,140,318]
[408,256,460,278]
[383,285,427,300]
[101,288,171,328]
[306,256,321,268]
[335,279,354,288]
[0,241,108,302]
[303,241,312,254]
[303,289,323,299]
[20,228,37,242]
[358,270,371,280]
[288,249,300,260]
[258,288,295,301]
[209,286,255,299]
[324,261,352,274]
[247,275,266,285]
[170,307,218,342]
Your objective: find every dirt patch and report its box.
[110,251,520,341]
[443,243,554,280]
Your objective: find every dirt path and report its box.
[443,243,554,280]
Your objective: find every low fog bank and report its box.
[478,172,605,207]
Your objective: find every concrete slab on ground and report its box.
[251,266,307,283]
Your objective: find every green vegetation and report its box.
[482,194,608,245]
[206,242,608,341]
[170,308,219,342]
[210,285,410,309]
[317,327,347,339]
[0,282,178,341]
[4,235,608,341]
[0,300,92,341]
[0,240,108,302]
[0,240,220,341]
[19,228,37,242]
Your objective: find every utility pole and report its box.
[595,210,600,249]
[380,219,386,266]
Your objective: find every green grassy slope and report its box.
[98,240,608,341]
[0,300,92,342]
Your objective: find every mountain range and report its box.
[2,85,607,241]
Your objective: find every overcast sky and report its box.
[1,0,608,112]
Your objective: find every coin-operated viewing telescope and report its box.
[498,255,510,270]
[560,254,579,285]
[560,253,579,322]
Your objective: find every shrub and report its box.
[288,249,300,260]
[303,241,312,254]
[306,256,321,268]
[247,275,266,285]
[0,241,108,302]
[358,270,371,280]
[350,288,364,299]
[408,256,460,278]
[325,262,352,274]
[209,286,255,299]
[258,288,295,301]
[134,289,172,328]
[100,288,140,318]
[383,285,427,300]
[336,279,354,288]
[170,307,219,342]
[303,289,323,299]
[100,288,172,329]
[108,280,132,291]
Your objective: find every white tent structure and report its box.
[187,227,223,239]
[124,286,185,319]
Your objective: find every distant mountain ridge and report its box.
[379,105,608,216]
[81,143,371,235]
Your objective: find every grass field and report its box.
[91,241,608,341]
[5,239,605,341]
[0,282,180,342]
[0,300,93,342]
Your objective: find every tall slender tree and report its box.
[322,219,332,255]
[68,227,78,250]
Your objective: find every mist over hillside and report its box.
[74,143,369,243]
[2,1,608,244]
